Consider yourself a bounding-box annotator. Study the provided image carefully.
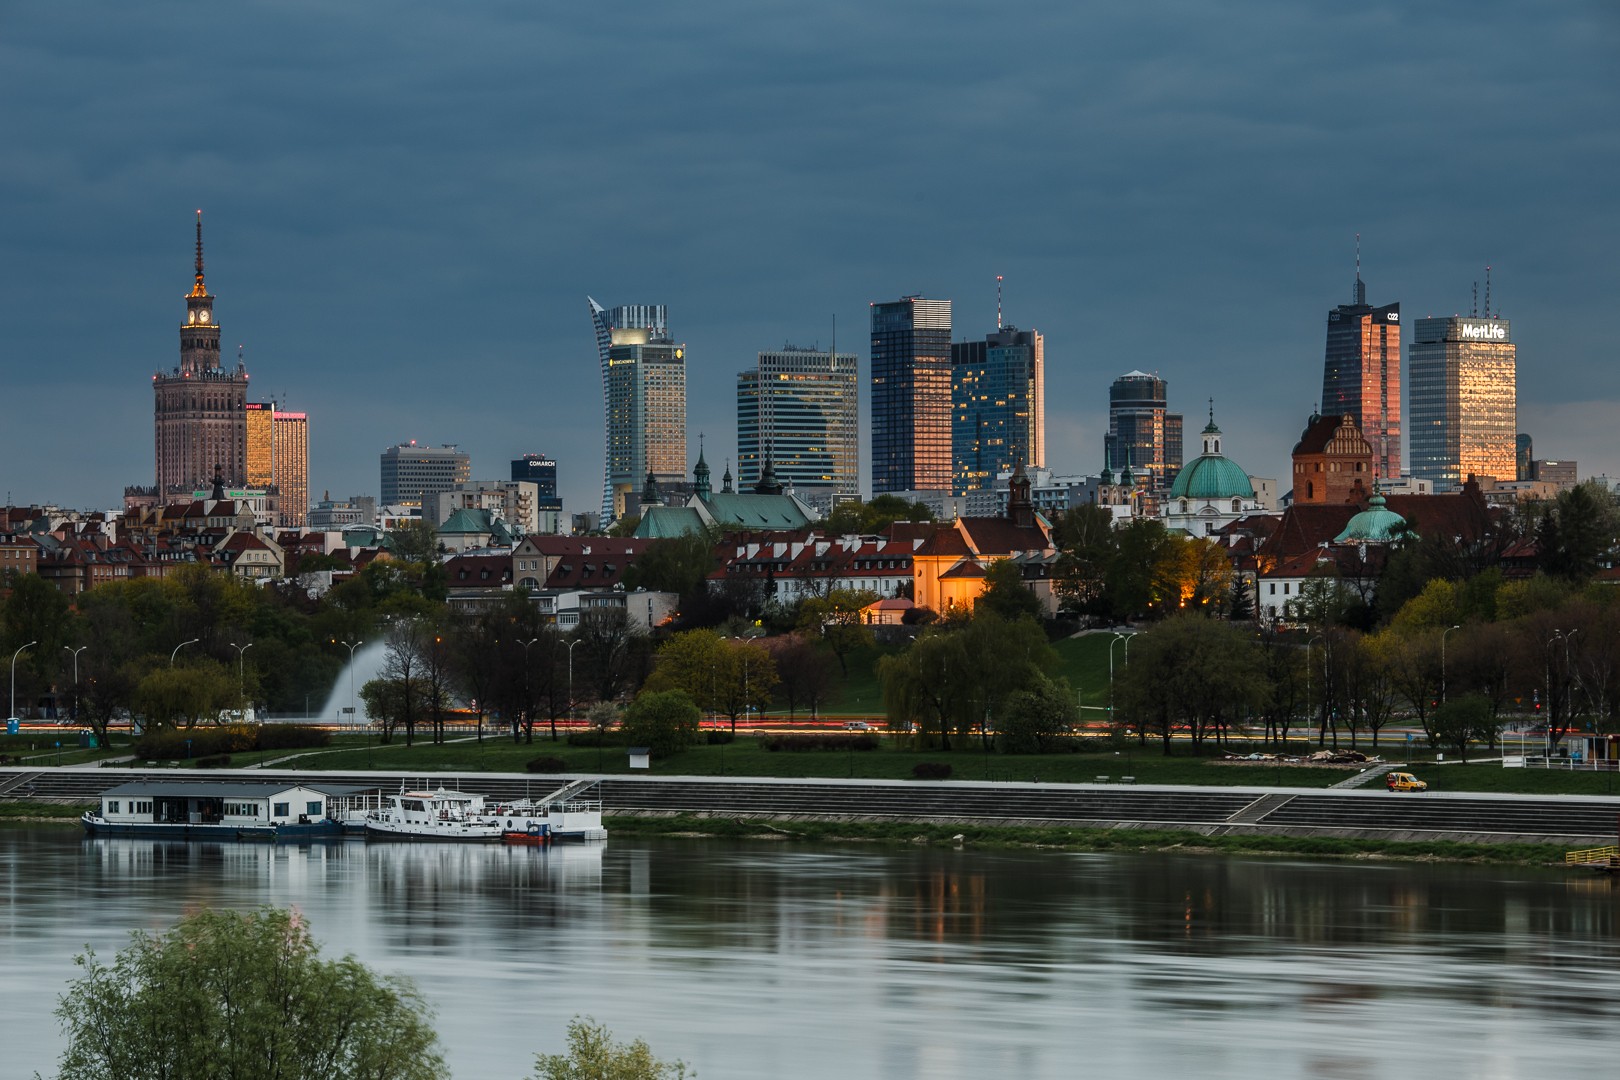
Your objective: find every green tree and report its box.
[533,1017,690,1080]
[620,689,701,758]
[132,662,235,730]
[825,494,934,535]
[796,589,877,676]
[387,519,440,564]
[1050,504,1118,617]
[1536,481,1620,581]
[999,675,1078,753]
[1115,614,1268,754]
[51,907,443,1080]
[977,559,1042,622]
[1429,693,1496,763]
[620,530,718,598]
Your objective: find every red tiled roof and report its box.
[955,517,1051,556]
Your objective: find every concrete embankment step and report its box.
[1222,792,1296,826]
[1333,763,1396,790]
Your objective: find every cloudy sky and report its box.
[2,1,1616,513]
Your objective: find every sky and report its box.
[2,1,1617,515]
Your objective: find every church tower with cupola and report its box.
[154,212,251,497]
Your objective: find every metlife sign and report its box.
[1456,318,1510,342]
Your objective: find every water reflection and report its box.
[3,830,1617,1080]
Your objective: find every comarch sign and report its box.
[1457,319,1510,342]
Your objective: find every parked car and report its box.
[843,721,870,731]
[1385,771,1428,792]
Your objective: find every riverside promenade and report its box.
[6,767,1620,847]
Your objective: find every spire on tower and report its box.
[1352,233,1366,306]
[191,210,209,297]
[996,275,1004,331]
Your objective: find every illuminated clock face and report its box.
[187,311,197,324]
[199,309,211,323]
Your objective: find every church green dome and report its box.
[1168,454,1254,500]
[1334,493,1405,543]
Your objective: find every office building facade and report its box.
[951,325,1045,494]
[1103,371,1182,489]
[1409,317,1517,491]
[589,299,668,522]
[272,410,309,527]
[511,454,562,510]
[871,296,952,493]
[605,327,687,520]
[245,403,275,488]
[737,346,859,495]
[1321,273,1402,480]
[380,443,471,508]
[154,213,250,495]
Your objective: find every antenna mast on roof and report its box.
[996,275,1004,330]
[1472,281,1478,318]
[1352,234,1366,306]
[1484,265,1493,318]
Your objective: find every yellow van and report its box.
[1385,771,1428,792]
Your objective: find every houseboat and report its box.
[363,787,504,841]
[489,778,607,843]
[81,780,357,840]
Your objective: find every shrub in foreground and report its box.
[912,761,953,780]
[762,733,878,752]
[525,756,568,773]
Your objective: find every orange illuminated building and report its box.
[245,403,274,487]
[911,467,1053,615]
[272,410,309,527]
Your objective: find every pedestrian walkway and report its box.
[1332,762,1396,789]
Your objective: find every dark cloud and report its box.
[2,0,1616,509]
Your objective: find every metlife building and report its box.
[1408,316,1517,492]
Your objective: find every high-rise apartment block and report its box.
[245,403,275,488]
[871,296,952,494]
[1409,316,1518,491]
[737,346,859,495]
[511,454,562,511]
[380,443,471,508]
[1321,269,1401,480]
[1103,372,1182,489]
[154,213,250,495]
[589,299,669,522]
[951,325,1045,493]
[604,327,687,520]
[272,411,308,527]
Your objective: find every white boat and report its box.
[364,787,504,841]
[488,779,607,843]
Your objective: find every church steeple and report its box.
[693,435,712,500]
[721,459,734,494]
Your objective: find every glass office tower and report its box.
[1321,274,1402,480]
[1409,317,1517,491]
[1104,371,1182,489]
[738,346,859,494]
[951,325,1045,494]
[589,298,668,522]
[871,296,952,493]
[605,327,687,520]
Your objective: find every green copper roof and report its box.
[1334,494,1405,543]
[1168,454,1254,500]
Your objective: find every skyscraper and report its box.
[272,410,309,527]
[871,296,952,494]
[737,345,859,495]
[511,454,562,511]
[380,443,471,507]
[951,325,1045,493]
[1321,263,1402,480]
[589,299,668,522]
[604,327,687,520]
[245,402,274,487]
[1409,315,1518,491]
[154,212,250,495]
[1103,372,1182,489]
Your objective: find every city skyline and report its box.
[1,3,1614,513]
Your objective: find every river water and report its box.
[3,826,1617,1079]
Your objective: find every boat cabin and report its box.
[97,781,349,827]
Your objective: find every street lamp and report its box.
[519,637,540,739]
[170,638,199,666]
[229,641,255,707]
[566,637,584,718]
[64,645,87,723]
[10,641,37,722]
[338,639,363,728]
[1440,625,1461,705]
[1306,635,1323,743]
[1108,632,1129,724]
